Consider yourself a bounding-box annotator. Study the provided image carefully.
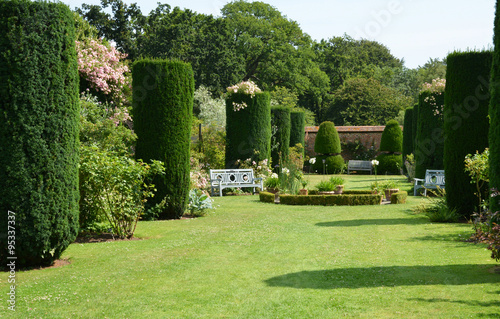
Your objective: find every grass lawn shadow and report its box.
[316,217,428,227]
[264,264,500,289]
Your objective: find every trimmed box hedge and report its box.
[390,191,407,204]
[259,191,275,203]
[278,194,382,206]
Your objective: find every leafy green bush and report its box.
[80,146,164,238]
[271,106,291,169]
[0,0,79,267]
[464,148,490,214]
[314,121,341,154]
[264,174,280,189]
[133,59,194,219]
[444,51,492,218]
[315,180,336,192]
[413,188,460,223]
[379,120,403,153]
[278,194,382,206]
[187,189,214,217]
[390,191,407,204]
[312,154,345,174]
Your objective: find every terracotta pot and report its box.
[318,191,336,195]
[299,189,308,196]
[266,187,279,194]
[384,188,399,201]
[335,185,344,194]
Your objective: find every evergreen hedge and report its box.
[133,59,194,220]
[490,1,500,214]
[0,0,79,267]
[313,121,344,173]
[412,102,419,154]
[414,92,445,178]
[402,107,414,166]
[225,92,271,167]
[271,106,291,168]
[278,194,382,206]
[444,51,492,218]
[290,111,305,148]
[376,120,403,174]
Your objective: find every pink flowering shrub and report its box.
[226,80,262,111]
[236,158,273,179]
[190,156,209,190]
[76,39,130,105]
[421,78,446,117]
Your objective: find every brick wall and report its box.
[304,126,403,161]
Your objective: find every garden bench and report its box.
[413,169,445,196]
[347,160,373,174]
[209,169,263,197]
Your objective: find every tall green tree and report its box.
[490,0,500,214]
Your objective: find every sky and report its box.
[64,0,496,69]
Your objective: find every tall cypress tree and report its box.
[0,0,80,267]
[490,1,500,214]
[402,107,413,174]
[271,106,291,168]
[133,59,194,220]
[444,51,492,218]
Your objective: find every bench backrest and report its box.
[424,169,445,186]
[210,169,256,185]
[348,160,372,169]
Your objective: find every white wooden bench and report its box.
[414,169,445,196]
[209,169,263,197]
[347,160,373,174]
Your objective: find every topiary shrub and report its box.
[225,82,271,167]
[376,120,403,174]
[278,194,382,206]
[259,191,275,203]
[414,83,445,179]
[402,107,414,173]
[313,121,344,174]
[0,0,79,268]
[490,1,500,214]
[133,59,194,220]
[290,111,305,149]
[271,106,291,168]
[444,51,492,218]
[391,191,408,204]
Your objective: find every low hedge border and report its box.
[390,191,407,204]
[308,190,373,195]
[259,191,275,203]
[279,194,382,206]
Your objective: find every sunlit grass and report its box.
[2,177,499,318]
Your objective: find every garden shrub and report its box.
[278,194,382,206]
[413,188,460,223]
[376,120,403,174]
[412,102,419,153]
[402,107,413,173]
[0,0,79,267]
[225,81,271,167]
[490,1,500,214]
[414,82,445,178]
[313,121,344,174]
[290,111,305,149]
[444,51,492,218]
[390,191,408,204]
[271,106,291,169]
[259,191,275,203]
[133,59,194,219]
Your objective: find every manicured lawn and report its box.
[3,177,500,318]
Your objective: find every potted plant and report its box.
[299,179,309,195]
[330,176,345,194]
[380,180,399,201]
[315,179,336,195]
[264,173,280,194]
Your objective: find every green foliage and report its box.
[404,154,416,182]
[414,91,445,178]
[259,191,276,203]
[271,106,291,168]
[278,194,382,206]
[312,155,345,174]
[402,108,414,170]
[375,153,402,175]
[133,59,194,219]
[464,148,490,213]
[314,176,345,192]
[390,191,408,204]
[379,120,403,153]
[264,174,280,189]
[325,77,409,126]
[290,111,305,149]
[0,0,79,267]
[225,92,272,167]
[187,189,214,217]
[413,189,460,223]
[195,126,226,170]
[194,86,226,127]
[314,121,341,154]
[443,51,492,218]
[79,146,164,238]
[416,58,447,85]
[490,1,500,214]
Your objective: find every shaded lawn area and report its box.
[3,190,500,318]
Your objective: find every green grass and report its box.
[3,176,500,318]
[304,173,409,192]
